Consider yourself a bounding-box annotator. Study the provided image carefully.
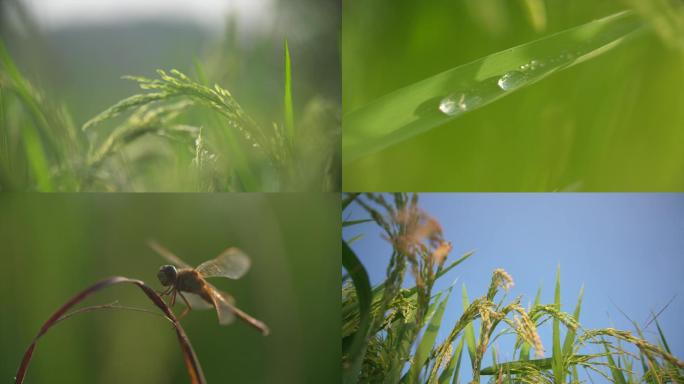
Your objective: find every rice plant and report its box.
[0,39,339,191]
[342,193,684,383]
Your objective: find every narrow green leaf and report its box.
[283,39,295,142]
[480,355,592,375]
[345,233,364,245]
[461,284,477,370]
[341,241,372,384]
[438,337,464,384]
[21,123,52,191]
[192,58,209,86]
[604,340,627,384]
[342,219,373,227]
[343,11,644,162]
[653,316,672,355]
[452,339,465,384]
[342,194,358,211]
[408,288,452,384]
[552,265,564,383]
[562,285,584,357]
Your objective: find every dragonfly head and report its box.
[157,264,178,286]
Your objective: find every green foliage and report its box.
[343,11,643,163]
[0,40,339,191]
[343,1,684,191]
[341,193,684,383]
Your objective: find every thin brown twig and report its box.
[14,276,206,384]
[54,300,171,325]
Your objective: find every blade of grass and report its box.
[408,287,452,384]
[480,355,592,375]
[283,40,295,143]
[652,316,672,355]
[562,284,584,356]
[0,41,55,190]
[343,10,644,162]
[461,284,477,371]
[552,265,564,383]
[342,218,373,227]
[603,340,627,384]
[438,337,464,384]
[342,240,372,384]
[20,122,52,191]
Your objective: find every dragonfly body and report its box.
[175,268,212,303]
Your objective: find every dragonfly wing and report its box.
[179,292,213,310]
[196,247,250,280]
[208,284,270,335]
[147,240,192,269]
[208,288,236,325]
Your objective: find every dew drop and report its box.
[439,93,482,116]
[497,71,526,91]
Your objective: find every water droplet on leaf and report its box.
[497,71,526,91]
[439,93,482,116]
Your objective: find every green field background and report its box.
[343,0,684,191]
[0,193,339,383]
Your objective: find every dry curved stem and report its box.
[14,276,206,384]
[54,300,170,325]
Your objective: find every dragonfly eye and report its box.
[157,265,177,286]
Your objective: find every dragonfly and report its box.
[148,240,269,336]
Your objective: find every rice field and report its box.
[342,193,684,383]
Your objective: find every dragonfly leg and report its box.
[169,290,177,307]
[177,292,192,320]
[157,286,173,296]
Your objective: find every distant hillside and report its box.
[45,22,211,122]
[4,21,211,123]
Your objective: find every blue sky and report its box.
[344,193,684,380]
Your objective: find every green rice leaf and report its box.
[283,40,295,143]
[343,11,644,162]
[438,337,464,384]
[461,284,478,370]
[21,123,52,191]
[341,241,372,384]
[408,288,452,383]
[480,355,592,375]
[552,265,564,383]
[604,340,627,384]
[562,285,584,357]
[342,219,373,227]
[653,316,672,355]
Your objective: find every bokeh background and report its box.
[344,193,684,381]
[1,0,339,125]
[0,193,339,383]
[343,0,684,191]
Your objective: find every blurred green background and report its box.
[343,0,684,191]
[0,193,339,383]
